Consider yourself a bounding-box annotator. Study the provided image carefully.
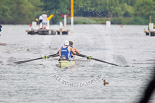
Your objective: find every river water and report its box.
[0,25,155,103]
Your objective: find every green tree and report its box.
[0,0,11,23]
[134,0,155,18]
[0,0,42,24]
[0,0,155,24]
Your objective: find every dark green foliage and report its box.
[0,0,154,24]
[0,0,43,24]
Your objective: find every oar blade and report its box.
[112,55,129,67]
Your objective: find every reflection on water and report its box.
[0,25,155,103]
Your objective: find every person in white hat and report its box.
[59,40,75,60]
[41,11,47,29]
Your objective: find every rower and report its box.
[0,25,2,36]
[69,41,80,58]
[59,41,74,60]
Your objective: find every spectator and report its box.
[0,25,2,36]
[41,11,47,29]
[39,15,43,28]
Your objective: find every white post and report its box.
[106,21,111,28]
[64,15,67,27]
[60,22,63,35]
[32,21,37,29]
[60,22,63,29]
[71,17,74,26]
[47,20,50,29]
[149,23,153,30]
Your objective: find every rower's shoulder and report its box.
[68,46,71,48]
[72,47,76,50]
[68,46,72,50]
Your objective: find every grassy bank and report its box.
[72,17,151,25]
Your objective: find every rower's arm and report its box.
[72,48,80,54]
[75,48,80,54]
[58,48,61,56]
[72,50,76,55]
[69,47,76,55]
[57,50,60,54]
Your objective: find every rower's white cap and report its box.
[64,40,69,46]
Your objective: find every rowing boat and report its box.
[58,60,75,68]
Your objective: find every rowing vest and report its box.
[61,46,70,59]
[70,51,72,57]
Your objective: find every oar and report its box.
[15,54,58,64]
[77,54,119,66]
[0,43,7,46]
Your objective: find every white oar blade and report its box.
[112,55,128,66]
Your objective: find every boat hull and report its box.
[27,29,56,35]
[59,60,75,68]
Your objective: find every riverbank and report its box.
[73,17,149,25]
[0,16,152,25]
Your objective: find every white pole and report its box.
[60,22,63,29]
[59,22,63,35]
[47,20,50,29]
[64,15,67,27]
[149,23,153,30]
[106,21,111,28]
[32,21,37,29]
[71,17,74,26]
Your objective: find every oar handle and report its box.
[49,54,58,58]
[77,54,88,58]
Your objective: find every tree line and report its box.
[0,0,154,24]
